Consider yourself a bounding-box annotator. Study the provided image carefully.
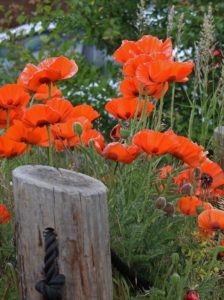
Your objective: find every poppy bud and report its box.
[163,202,175,216]
[170,272,180,285]
[155,197,166,209]
[171,252,179,265]
[73,122,83,136]
[184,290,200,300]
[110,124,121,140]
[181,183,192,195]
[120,127,130,139]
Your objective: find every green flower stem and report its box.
[188,97,196,139]
[47,125,53,166]
[140,88,149,129]
[156,84,165,131]
[48,82,52,100]
[25,144,30,164]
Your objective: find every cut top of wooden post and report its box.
[13,165,107,196]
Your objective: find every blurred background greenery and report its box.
[0,0,223,141]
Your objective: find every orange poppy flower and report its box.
[17,63,38,90]
[51,117,92,140]
[0,84,30,110]
[167,132,206,168]
[160,165,173,180]
[18,56,78,91]
[34,83,62,102]
[110,124,121,141]
[0,109,23,128]
[219,240,224,257]
[199,159,224,189]
[136,60,194,85]
[82,129,105,153]
[132,129,178,156]
[0,204,10,224]
[213,189,224,199]
[22,104,61,128]
[123,54,155,77]
[70,104,100,122]
[102,142,139,164]
[120,77,142,98]
[178,196,213,215]
[113,41,141,64]
[123,53,170,77]
[0,136,26,158]
[120,77,168,100]
[105,97,154,120]
[135,35,173,59]
[113,35,173,65]
[198,209,224,235]
[6,121,48,146]
[46,98,73,122]
[173,167,194,187]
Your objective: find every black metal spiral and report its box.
[35,227,65,300]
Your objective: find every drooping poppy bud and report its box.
[120,127,130,139]
[184,290,199,300]
[170,272,180,285]
[155,197,166,209]
[73,122,83,137]
[181,183,192,195]
[163,202,175,216]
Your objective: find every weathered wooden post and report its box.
[13,165,112,300]
[214,126,224,169]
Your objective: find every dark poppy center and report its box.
[152,147,159,154]
[125,112,131,119]
[7,99,13,105]
[36,120,48,127]
[133,91,139,97]
[211,222,220,230]
[201,173,213,188]
[20,137,28,143]
[39,77,50,84]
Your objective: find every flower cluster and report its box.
[0,56,104,159]
[0,36,223,290]
[104,35,224,243]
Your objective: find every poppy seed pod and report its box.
[170,272,180,285]
[163,202,175,216]
[184,290,200,300]
[155,197,166,209]
[120,127,130,139]
[181,183,193,195]
[73,122,83,137]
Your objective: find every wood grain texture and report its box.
[13,165,112,300]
